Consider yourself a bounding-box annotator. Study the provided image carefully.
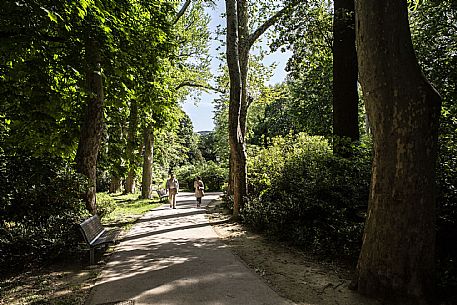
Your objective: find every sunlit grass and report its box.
[102,192,163,229]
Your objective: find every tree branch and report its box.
[247,95,254,108]
[174,0,192,24]
[175,81,225,94]
[246,0,301,49]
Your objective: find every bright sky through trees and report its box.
[182,0,292,132]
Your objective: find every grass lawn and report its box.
[103,192,163,229]
[0,192,162,305]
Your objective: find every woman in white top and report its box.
[166,173,179,209]
[193,176,204,208]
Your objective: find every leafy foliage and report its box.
[95,192,116,218]
[410,0,457,288]
[175,161,228,192]
[268,1,334,137]
[0,153,88,273]
[244,133,371,258]
[198,131,219,162]
[0,1,87,158]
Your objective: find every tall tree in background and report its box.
[124,100,139,193]
[75,17,106,214]
[332,0,359,156]
[353,0,441,301]
[225,0,298,218]
[75,55,103,213]
[74,0,173,207]
[74,0,175,210]
[139,0,211,198]
[141,123,155,199]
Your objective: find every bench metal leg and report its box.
[90,248,95,265]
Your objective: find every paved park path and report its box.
[85,192,294,305]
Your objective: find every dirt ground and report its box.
[206,199,383,305]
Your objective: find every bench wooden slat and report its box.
[156,189,168,202]
[79,215,119,265]
[92,229,119,246]
[80,215,104,244]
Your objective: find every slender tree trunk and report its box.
[226,0,243,219]
[237,0,249,211]
[109,175,122,193]
[225,0,297,217]
[238,0,249,132]
[125,100,138,194]
[353,1,441,302]
[332,0,359,157]
[141,125,154,199]
[125,172,135,193]
[75,38,104,215]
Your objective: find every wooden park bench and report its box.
[156,189,168,202]
[79,215,120,265]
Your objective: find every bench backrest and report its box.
[80,215,105,245]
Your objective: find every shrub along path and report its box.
[85,192,293,305]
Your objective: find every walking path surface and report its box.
[85,192,294,305]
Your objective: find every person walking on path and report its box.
[85,191,293,305]
[166,173,179,208]
[193,176,205,208]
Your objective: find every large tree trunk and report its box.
[332,0,359,157]
[141,125,154,199]
[353,0,441,302]
[226,0,244,219]
[75,38,104,215]
[125,100,138,194]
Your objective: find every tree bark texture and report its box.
[238,0,249,139]
[237,0,249,212]
[75,38,104,215]
[141,125,154,199]
[226,0,244,219]
[125,171,136,194]
[125,100,138,194]
[354,0,441,302]
[332,0,359,157]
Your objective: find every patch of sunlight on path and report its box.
[85,192,295,305]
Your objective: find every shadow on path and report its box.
[86,192,292,305]
[120,219,229,243]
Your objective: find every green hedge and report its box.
[0,153,88,273]
[96,192,116,218]
[245,133,371,259]
[245,130,457,283]
[175,161,228,192]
